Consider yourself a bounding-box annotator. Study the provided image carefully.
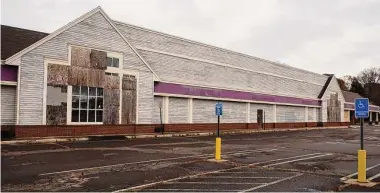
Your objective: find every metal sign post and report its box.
[355,98,369,183]
[217,115,220,137]
[215,102,223,160]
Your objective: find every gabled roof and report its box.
[3,7,160,80]
[342,90,378,107]
[318,74,333,99]
[342,91,363,103]
[114,21,335,99]
[1,25,48,60]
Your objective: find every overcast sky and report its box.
[1,0,379,77]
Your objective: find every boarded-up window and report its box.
[327,93,341,122]
[46,85,67,125]
[121,75,137,124]
[47,64,68,86]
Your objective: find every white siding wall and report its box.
[19,12,153,125]
[276,105,305,122]
[193,99,216,123]
[192,99,246,123]
[168,97,188,123]
[308,107,315,122]
[19,54,44,124]
[115,22,328,88]
[220,101,246,123]
[250,103,274,123]
[138,50,324,99]
[321,76,345,122]
[1,85,17,125]
[138,71,153,123]
[316,108,321,122]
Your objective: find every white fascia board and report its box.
[5,7,103,65]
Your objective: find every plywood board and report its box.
[103,88,120,124]
[46,85,67,125]
[103,105,119,124]
[71,46,91,67]
[121,90,137,124]
[88,69,105,88]
[46,103,67,125]
[47,64,69,86]
[104,74,120,90]
[90,49,107,70]
[104,89,120,106]
[122,75,137,90]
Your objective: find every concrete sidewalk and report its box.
[1,126,349,145]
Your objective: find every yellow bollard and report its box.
[357,150,367,183]
[215,137,221,160]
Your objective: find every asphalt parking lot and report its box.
[2,126,380,192]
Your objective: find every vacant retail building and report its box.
[342,91,379,125]
[1,7,379,137]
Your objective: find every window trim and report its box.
[67,86,104,125]
[71,86,104,123]
[106,52,123,74]
[43,46,140,125]
[42,59,70,125]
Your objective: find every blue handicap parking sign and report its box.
[215,102,223,116]
[355,98,369,118]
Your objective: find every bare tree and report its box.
[341,75,354,91]
[357,67,380,85]
[337,78,348,91]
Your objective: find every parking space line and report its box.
[368,173,380,181]
[113,152,325,192]
[247,152,323,167]
[198,176,281,179]
[165,182,264,185]
[227,148,279,155]
[238,173,304,192]
[225,136,289,141]
[340,163,380,181]
[228,148,278,156]
[40,147,279,176]
[133,141,212,147]
[143,188,243,191]
[218,172,257,174]
[262,153,333,168]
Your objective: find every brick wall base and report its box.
[13,122,350,138]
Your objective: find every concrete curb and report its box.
[1,126,347,145]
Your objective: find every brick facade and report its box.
[13,122,350,138]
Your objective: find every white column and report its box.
[305,107,308,122]
[340,101,345,122]
[246,103,250,123]
[188,98,193,123]
[376,112,379,123]
[273,104,277,123]
[369,111,372,122]
[163,96,169,124]
[119,74,122,124]
[321,100,327,122]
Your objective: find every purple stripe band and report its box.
[154,82,320,106]
[1,65,18,82]
[345,103,379,111]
